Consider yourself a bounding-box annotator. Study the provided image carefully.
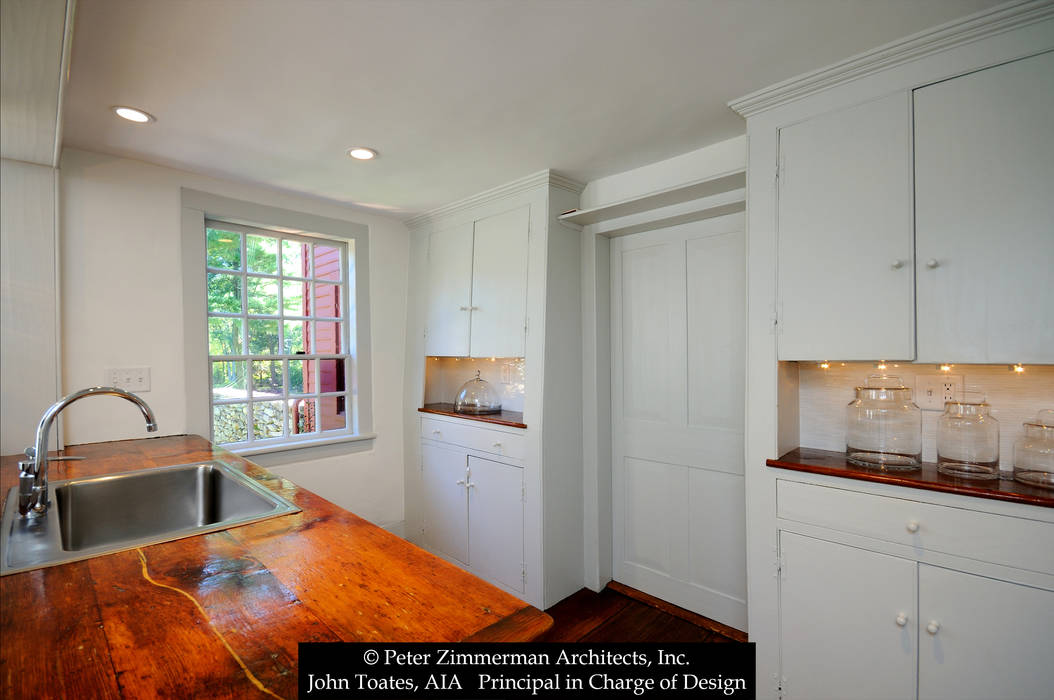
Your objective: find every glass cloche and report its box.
[454,370,502,415]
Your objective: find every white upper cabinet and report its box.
[470,206,529,358]
[914,51,1054,364]
[424,222,473,356]
[776,91,915,361]
[424,206,529,358]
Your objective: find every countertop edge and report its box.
[767,448,1054,509]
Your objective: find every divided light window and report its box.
[205,220,356,449]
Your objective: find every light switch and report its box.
[105,367,151,393]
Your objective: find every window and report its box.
[204,220,359,450]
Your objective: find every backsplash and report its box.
[799,362,1054,470]
[423,357,526,412]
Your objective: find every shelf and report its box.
[768,447,1053,509]
[558,169,745,227]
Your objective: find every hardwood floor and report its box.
[540,584,746,643]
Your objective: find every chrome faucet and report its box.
[18,387,158,517]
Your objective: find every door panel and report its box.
[780,532,917,700]
[420,442,468,564]
[425,223,473,356]
[918,565,1054,700]
[611,215,747,631]
[914,51,1054,363]
[467,456,524,592]
[470,206,529,358]
[777,91,915,360]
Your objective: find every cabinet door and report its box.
[777,92,915,360]
[779,532,916,700]
[467,456,524,592]
[918,565,1054,700]
[425,222,474,356]
[420,442,468,564]
[914,51,1054,363]
[469,206,529,358]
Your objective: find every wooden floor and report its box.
[540,583,746,643]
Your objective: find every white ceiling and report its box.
[63,0,1003,217]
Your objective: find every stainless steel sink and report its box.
[1,461,300,575]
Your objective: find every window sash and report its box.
[205,219,354,448]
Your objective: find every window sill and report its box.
[224,432,376,458]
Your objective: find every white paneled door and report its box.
[611,214,747,630]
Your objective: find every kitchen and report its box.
[2,1,1052,699]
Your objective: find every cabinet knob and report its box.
[432,429,441,437]
[469,306,480,311]
[492,442,502,449]
[891,259,905,270]
[926,259,940,269]
[467,482,476,490]
[459,306,470,311]
[895,613,908,628]
[906,520,920,533]
[926,621,941,636]
[456,479,466,486]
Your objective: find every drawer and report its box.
[777,480,1054,575]
[421,416,526,461]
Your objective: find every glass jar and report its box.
[1014,409,1054,490]
[846,375,922,470]
[937,393,999,480]
[453,370,502,415]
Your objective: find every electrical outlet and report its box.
[500,363,512,384]
[915,374,963,411]
[105,367,151,393]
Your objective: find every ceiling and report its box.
[63,0,1003,218]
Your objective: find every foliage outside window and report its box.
[206,221,356,449]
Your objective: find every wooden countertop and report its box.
[0,435,551,699]
[768,447,1054,508]
[419,403,526,429]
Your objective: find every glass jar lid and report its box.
[1024,409,1054,430]
[854,375,913,400]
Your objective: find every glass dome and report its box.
[454,370,502,415]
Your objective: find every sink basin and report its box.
[1,461,300,575]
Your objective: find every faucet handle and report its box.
[23,447,35,459]
[17,461,36,517]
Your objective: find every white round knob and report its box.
[459,306,469,311]
[432,429,441,436]
[927,621,941,636]
[896,613,908,627]
[891,259,905,270]
[906,520,920,533]
[492,442,502,448]
[926,259,940,269]
[456,479,466,486]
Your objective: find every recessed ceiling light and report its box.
[112,106,155,123]
[347,147,377,160]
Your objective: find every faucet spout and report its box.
[24,386,158,516]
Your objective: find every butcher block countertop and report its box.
[0,435,551,699]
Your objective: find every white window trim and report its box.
[181,189,374,457]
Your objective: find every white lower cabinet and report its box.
[779,532,916,700]
[420,426,525,595]
[420,442,470,565]
[917,565,1054,700]
[467,456,524,593]
[777,480,1054,700]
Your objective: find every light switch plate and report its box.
[105,367,151,393]
[915,374,963,411]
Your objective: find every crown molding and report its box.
[729,0,1054,118]
[406,170,584,229]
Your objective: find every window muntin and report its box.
[206,220,356,449]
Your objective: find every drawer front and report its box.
[777,480,1054,575]
[421,417,526,461]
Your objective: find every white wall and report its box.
[59,148,410,527]
[578,135,747,590]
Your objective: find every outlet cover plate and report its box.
[916,374,963,411]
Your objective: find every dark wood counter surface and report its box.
[768,447,1054,508]
[0,435,551,699]
[419,403,526,429]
